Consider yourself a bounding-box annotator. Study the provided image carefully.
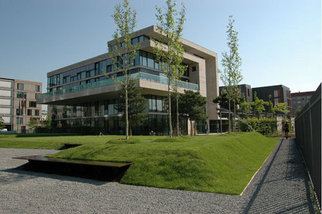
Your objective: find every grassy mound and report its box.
[47,132,279,194]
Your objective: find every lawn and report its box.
[0,132,279,194]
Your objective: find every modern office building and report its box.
[252,85,291,112]
[38,26,219,135]
[0,77,42,132]
[291,91,314,116]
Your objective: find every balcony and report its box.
[38,72,199,104]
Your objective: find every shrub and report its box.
[238,117,277,135]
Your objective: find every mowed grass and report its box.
[0,132,279,194]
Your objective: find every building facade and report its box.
[252,85,291,112]
[38,26,219,135]
[219,84,253,102]
[291,91,314,116]
[0,77,42,133]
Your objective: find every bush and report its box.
[238,117,277,135]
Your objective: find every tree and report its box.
[240,100,252,117]
[252,92,267,118]
[179,90,207,136]
[109,0,138,140]
[50,106,58,128]
[28,117,37,130]
[0,117,5,130]
[273,103,289,115]
[154,0,186,137]
[115,78,148,135]
[221,15,243,133]
[267,94,275,115]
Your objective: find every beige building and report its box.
[38,26,219,134]
[0,77,42,133]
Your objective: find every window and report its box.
[16,117,23,124]
[17,92,22,98]
[17,92,26,98]
[16,109,22,115]
[34,110,39,116]
[192,66,197,72]
[17,83,24,90]
[35,85,40,92]
[27,109,32,116]
[29,101,37,108]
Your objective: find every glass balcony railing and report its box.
[38,72,199,101]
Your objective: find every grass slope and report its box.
[45,132,279,194]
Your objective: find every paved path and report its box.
[0,139,318,213]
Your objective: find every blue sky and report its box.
[0,0,320,93]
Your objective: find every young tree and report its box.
[115,79,148,135]
[0,117,5,130]
[154,0,186,137]
[50,106,58,128]
[179,90,207,136]
[273,103,289,115]
[109,0,138,140]
[221,15,243,133]
[252,92,268,118]
[28,117,37,130]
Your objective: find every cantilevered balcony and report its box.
[37,72,199,105]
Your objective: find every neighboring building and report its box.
[0,77,42,133]
[38,26,219,135]
[219,84,253,102]
[291,91,314,116]
[0,78,14,131]
[252,85,291,112]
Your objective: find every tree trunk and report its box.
[228,100,231,133]
[176,92,179,136]
[125,68,129,140]
[233,101,236,132]
[168,80,173,137]
[190,119,193,136]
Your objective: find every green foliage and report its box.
[252,92,268,118]
[221,16,243,132]
[50,106,58,128]
[273,102,289,115]
[115,78,148,133]
[153,0,186,137]
[28,117,37,129]
[179,90,207,135]
[109,0,139,140]
[239,117,277,135]
[0,117,5,130]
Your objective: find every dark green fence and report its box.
[295,83,321,208]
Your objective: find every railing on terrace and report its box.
[38,72,199,100]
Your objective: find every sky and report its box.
[0,0,321,93]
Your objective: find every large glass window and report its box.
[35,85,40,92]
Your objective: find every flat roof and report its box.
[48,25,218,77]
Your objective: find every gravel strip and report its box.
[0,139,317,213]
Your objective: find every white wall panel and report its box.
[0,108,11,114]
[3,117,11,123]
[0,81,12,88]
[0,90,11,97]
[0,99,11,105]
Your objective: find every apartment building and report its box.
[291,91,314,116]
[252,85,291,112]
[219,84,253,102]
[38,26,219,135]
[0,77,42,133]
